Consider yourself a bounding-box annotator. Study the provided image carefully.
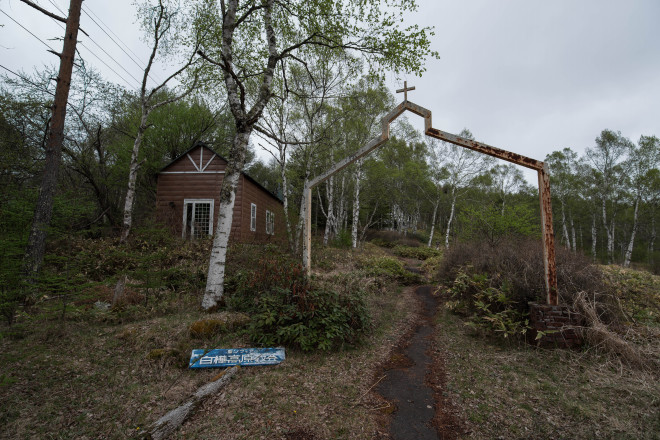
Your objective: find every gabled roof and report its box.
[158,142,283,204]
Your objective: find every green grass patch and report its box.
[391,245,442,260]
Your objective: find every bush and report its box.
[226,258,371,351]
[420,255,443,280]
[445,268,529,338]
[439,239,610,315]
[367,230,423,248]
[357,256,421,285]
[249,287,371,351]
[392,245,442,261]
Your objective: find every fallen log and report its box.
[147,365,240,439]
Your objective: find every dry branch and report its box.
[573,291,655,371]
[147,365,240,440]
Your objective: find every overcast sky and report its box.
[2,0,659,181]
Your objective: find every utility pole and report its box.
[23,0,84,277]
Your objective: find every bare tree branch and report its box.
[18,0,90,36]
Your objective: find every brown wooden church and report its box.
[156,143,285,242]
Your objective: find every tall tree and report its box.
[120,0,201,242]
[585,129,632,264]
[423,137,448,247]
[546,148,580,250]
[622,135,660,267]
[488,164,526,215]
[339,77,392,248]
[435,129,491,249]
[194,0,437,310]
[23,0,83,278]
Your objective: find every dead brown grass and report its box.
[176,286,418,439]
[0,244,417,439]
[573,291,659,372]
[435,307,660,439]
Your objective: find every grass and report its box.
[601,265,660,327]
[436,307,660,439]
[2,232,659,439]
[178,286,415,439]
[0,241,417,439]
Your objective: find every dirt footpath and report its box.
[375,284,463,439]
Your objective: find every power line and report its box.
[3,6,138,90]
[77,42,139,89]
[1,63,110,134]
[82,3,165,85]
[81,36,143,87]
[46,0,65,15]
[0,9,58,53]
[42,9,142,89]
[80,6,146,73]
[0,64,54,97]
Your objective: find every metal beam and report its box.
[302,99,559,305]
[425,127,544,171]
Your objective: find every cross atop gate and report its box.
[396,81,415,101]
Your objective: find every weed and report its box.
[227,257,372,351]
[357,256,421,285]
[391,245,442,260]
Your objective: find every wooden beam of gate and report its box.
[303,100,559,305]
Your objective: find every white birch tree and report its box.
[623,135,660,267]
[586,129,632,264]
[423,137,448,247]
[120,0,201,242]
[194,0,437,310]
[437,129,491,249]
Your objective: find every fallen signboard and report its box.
[189,347,285,369]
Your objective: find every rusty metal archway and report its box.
[302,90,558,305]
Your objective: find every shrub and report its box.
[367,230,424,248]
[357,256,421,285]
[446,268,529,338]
[392,245,442,261]
[420,255,444,280]
[439,239,610,315]
[249,287,371,351]
[226,258,371,351]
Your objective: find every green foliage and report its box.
[331,229,352,249]
[420,255,444,280]
[0,188,36,323]
[357,256,421,285]
[227,258,371,351]
[446,268,530,339]
[368,230,424,249]
[601,266,660,327]
[249,287,371,351]
[392,245,441,260]
[459,203,539,246]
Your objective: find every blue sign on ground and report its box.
[189,347,285,369]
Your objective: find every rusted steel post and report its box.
[538,163,558,305]
[302,185,312,276]
[302,96,560,307]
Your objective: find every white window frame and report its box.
[182,199,214,239]
[266,210,275,235]
[250,203,257,231]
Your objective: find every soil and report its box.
[375,284,464,440]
